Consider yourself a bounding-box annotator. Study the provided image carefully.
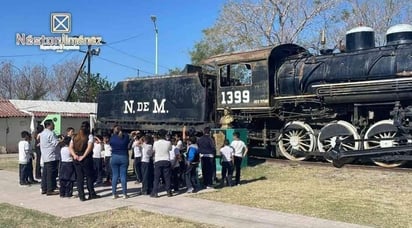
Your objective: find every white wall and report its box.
[0,116,89,153]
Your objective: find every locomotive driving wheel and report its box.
[317,120,360,163]
[278,121,315,161]
[364,119,406,168]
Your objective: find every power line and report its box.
[106,34,143,45]
[53,51,76,65]
[105,45,154,65]
[104,44,172,71]
[0,53,51,58]
[96,56,153,76]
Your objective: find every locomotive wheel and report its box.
[318,120,360,163]
[278,121,315,161]
[364,119,406,168]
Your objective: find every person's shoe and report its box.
[186,187,194,193]
[89,194,101,200]
[79,196,87,201]
[206,186,214,189]
[167,191,173,197]
[19,182,31,187]
[121,194,128,199]
[112,194,118,199]
[46,191,59,196]
[150,193,158,198]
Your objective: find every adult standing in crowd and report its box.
[197,127,216,189]
[230,131,248,186]
[40,119,60,195]
[110,125,130,199]
[70,121,100,201]
[33,125,44,180]
[151,129,172,197]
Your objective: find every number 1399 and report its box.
[221,90,250,104]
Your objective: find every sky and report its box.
[0,0,224,83]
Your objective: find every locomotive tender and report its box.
[96,24,412,168]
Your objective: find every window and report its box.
[220,63,252,87]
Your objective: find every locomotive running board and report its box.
[326,144,412,167]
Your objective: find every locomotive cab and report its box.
[204,47,275,113]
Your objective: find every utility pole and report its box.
[87,45,91,101]
[151,15,158,75]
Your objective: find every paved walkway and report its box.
[0,169,370,228]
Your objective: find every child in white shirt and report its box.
[18,131,32,186]
[59,136,75,197]
[220,139,234,187]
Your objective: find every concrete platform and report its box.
[0,169,370,228]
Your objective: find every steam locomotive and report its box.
[96,24,412,168]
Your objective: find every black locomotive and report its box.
[96,24,412,168]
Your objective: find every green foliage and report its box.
[167,67,182,75]
[66,71,115,102]
[189,28,229,65]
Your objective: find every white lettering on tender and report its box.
[136,102,150,111]
[123,99,168,114]
[153,99,166,113]
[124,100,134,114]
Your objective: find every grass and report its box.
[2,154,412,227]
[0,156,18,172]
[0,203,216,228]
[194,161,412,228]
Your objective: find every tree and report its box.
[0,62,50,100]
[15,65,50,100]
[339,0,412,45]
[190,0,341,62]
[167,67,182,75]
[66,71,114,102]
[0,59,114,102]
[50,58,80,101]
[190,28,229,65]
[0,62,14,99]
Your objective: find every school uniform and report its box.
[18,139,31,185]
[132,141,143,182]
[169,145,180,192]
[103,143,112,183]
[220,145,234,187]
[185,144,199,193]
[152,139,172,197]
[59,146,75,197]
[230,139,247,185]
[92,142,103,184]
[141,143,153,195]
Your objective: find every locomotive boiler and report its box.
[96,24,412,168]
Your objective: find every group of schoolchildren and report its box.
[18,125,249,199]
